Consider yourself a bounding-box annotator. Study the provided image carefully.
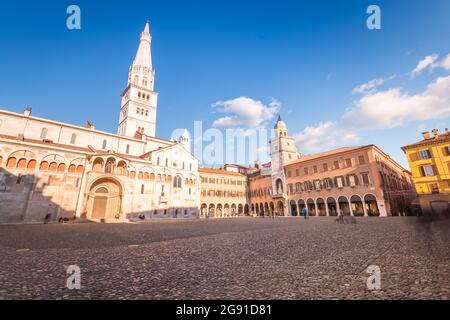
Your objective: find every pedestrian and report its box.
[302,207,308,219]
[339,209,345,224]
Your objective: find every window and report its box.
[445,146,450,156]
[40,128,48,139]
[323,163,328,171]
[157,157,160,166]
[345,158,352,167]
[361,172,371,185]
[102,140,107,149]
[429,183,439,194]
[304,167,308,175]
[70,133,77,145]
[295,169,299,176]
[334,161,339,169]
[335,177,344,188]
[348,175,356,187]
[287,170,292,178]
[141,184,145,194]
[419,150,431,160]
[421,165,435,177]
[358,155,366,165]
[324,178,333,189]
[314,180,321,190]
[126,144,130,154]
[313,166,318,173]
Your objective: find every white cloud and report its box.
[410,53,439,78]
[212,96,280,128]
[441,53,450,70]
[294,75,450,152]
[352,75,396,94]
[353,78,385,94]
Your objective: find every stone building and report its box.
[402,129,450,217]
[199,166,249,218]
[247,117,417,217]
[0,22,200,224]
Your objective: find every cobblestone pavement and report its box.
[0,217,448,300]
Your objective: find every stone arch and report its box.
[201,203,208,218]
[316,198,326,216]
[338,196,351,216]
[327,197,338,216]
[231,204,237,216]
[307,198,316,216]
[224,203,230,217]
[350,195,364,216]
[298,199,306,214]
[208,204,215,218]
[275,178,283,194]
[290,200,298,216]
[92,157,104,173]
[364,194,380,216]
[216,204,223,218]
[276,201,284,216]
[104,157,116,174]
[86,177,123,220]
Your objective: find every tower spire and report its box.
[133,21,152,69]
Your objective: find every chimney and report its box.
[422,131,431,140]
[85,121,95,130]
[254,160,261,169]
[23,106,32,117]
[432,128,439,138]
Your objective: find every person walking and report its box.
[301,207,308,219]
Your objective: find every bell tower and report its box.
[269,116,301,210]
[118,21,158,138]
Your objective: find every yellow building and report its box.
[402,129,450,216]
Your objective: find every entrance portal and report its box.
[88,178,122,220]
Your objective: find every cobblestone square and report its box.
[0,217,448,300]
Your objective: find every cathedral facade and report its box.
[0,22,200,224]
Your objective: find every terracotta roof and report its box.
[286,146,370,166]
[402,132,450,150]
[198,167,246,177]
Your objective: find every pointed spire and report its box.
[277,115,282,122]
[133,21,152,69]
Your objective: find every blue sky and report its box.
[0,0,449,167]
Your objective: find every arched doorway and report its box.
[338,196,350,216]
[88,178,122,220]
[298,200,306,215]
[350,195,364,216]
[307,198,316,216]
[364,194,380,216]
[290,200,298,216]
[208,204,215,218]
[201,203,208,218]
[317,198,326,216]
[327,197,337,216]
[276,201,284,216]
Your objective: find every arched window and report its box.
[70,133,77,145]
[57,163,66,173]
[157,157,160,166]
[133,75,139,85]
[93,158,104,172]
[143,77,148,87]
[17,158,27,169]
[173,176,182,188]
[27,160,36,170]
[48,162,58,172]
[126,144,130,154]
[102,140,107,150]
[165,158,168,167]
[76,165,84,174]
[39,161,49,171]
[105,158,115,174]
[69,164,76,173]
